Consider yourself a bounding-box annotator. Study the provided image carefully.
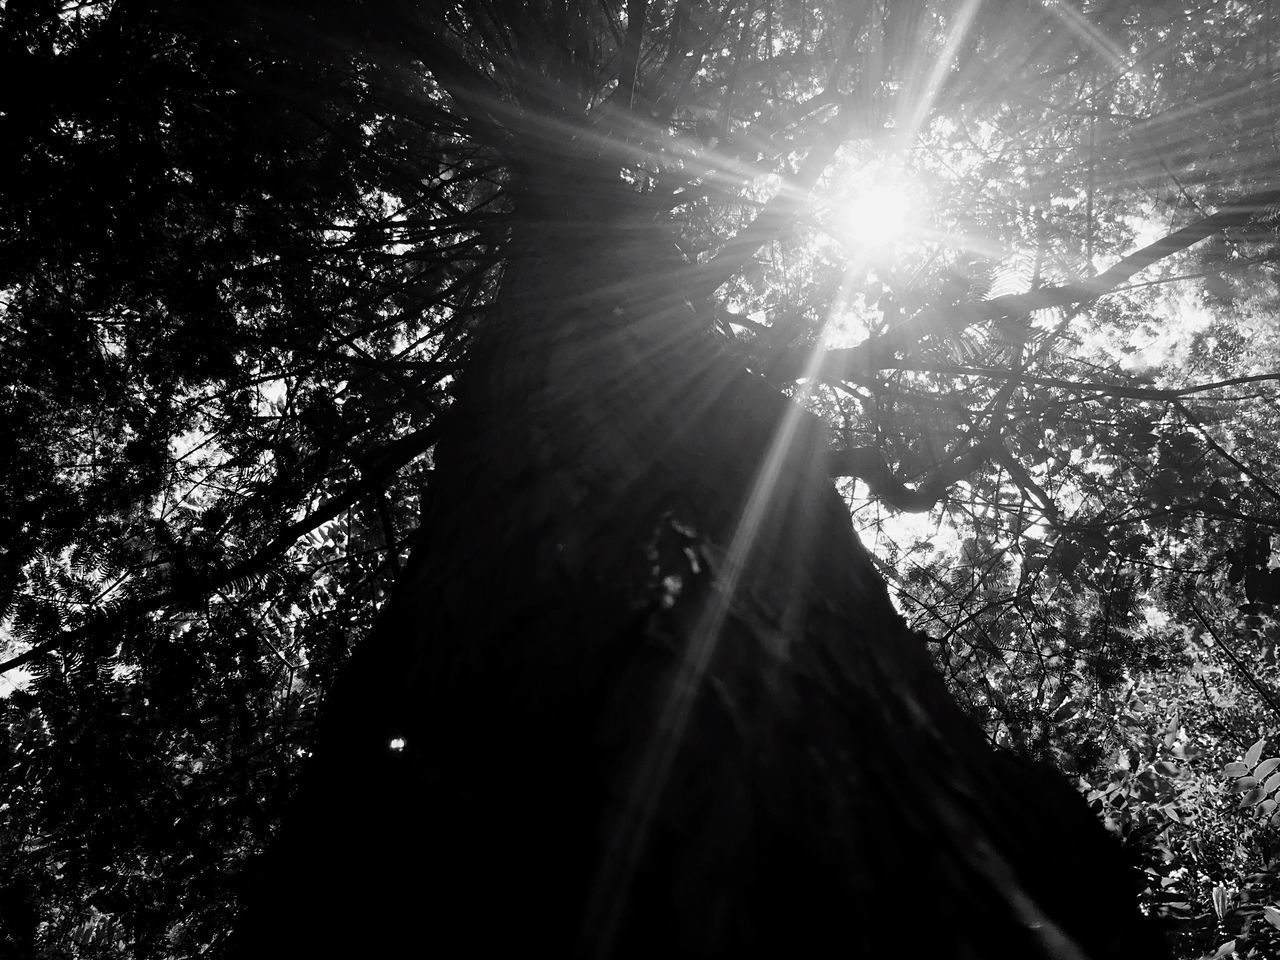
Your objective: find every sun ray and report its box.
[585,267,861,953]
[1034,0,1134,79]
[897,0,985,147]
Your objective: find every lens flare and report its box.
[832,168,922,249]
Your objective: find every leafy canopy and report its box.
[2,1,1280,957]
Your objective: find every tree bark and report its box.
[233,171,1165,959]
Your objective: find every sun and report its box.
[830,165,924,250]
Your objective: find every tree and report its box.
[226,1,1174,956]
[4,0,1280,956]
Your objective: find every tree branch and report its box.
[1189,601,1280,725]
[775,187,1280,383]
[828,435,1000,511]
[1085,187,1280,295]
[1175,399,1280,502]
[688,105,851,303]
[686,12,868,303]
[0,422,442,676]
[882,364,1280,402]
[617,0,648,110]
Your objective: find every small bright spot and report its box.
[389,737,406,751]
[660,573,684,609]
[831,165,923,250]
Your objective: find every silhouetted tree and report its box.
[226,3,1169,956]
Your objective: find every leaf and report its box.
[1230,776,1258,794]
[1246,738,1267,767]
[1154,761,1183,778]
[1264,905,1280,930]
[1256,757,1280,779]
[1224,762,1251,777]
[1264,771,1280,796]
[1213,886,1232,919]
[1241,786,1266,806]
[1211,939,1236,959]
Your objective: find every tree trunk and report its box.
[234,171,1165,959]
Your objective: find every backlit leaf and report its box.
[1246,738,1267,767]
[1212,885,1231,919]
[1254,757,1280,779]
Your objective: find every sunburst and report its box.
[830,164,925,251]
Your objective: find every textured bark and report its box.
[234,173,1165,959]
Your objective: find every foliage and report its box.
[2,0,1280,956]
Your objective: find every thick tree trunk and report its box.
[234,173,1164,958]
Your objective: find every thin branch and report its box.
[1175,399,1280,503]
[686,11,867,302]
[688,104,850,303]
[617,0,648,110]
[776,187,1280,383]
[887,364,1280,402]
[0,422,442,676]
[1189,601,1280,725]
[827,434,1000,511]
